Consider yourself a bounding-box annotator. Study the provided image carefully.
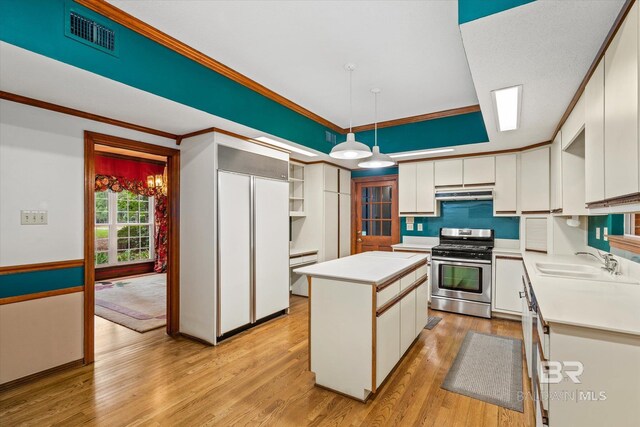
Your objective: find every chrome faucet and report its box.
[575,251,620,275]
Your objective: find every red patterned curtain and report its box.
[153,195,168,273]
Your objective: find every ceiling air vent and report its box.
[66,9,118,56]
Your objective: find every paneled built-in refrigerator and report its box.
[217,145,290,338]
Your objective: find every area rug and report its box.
[441,331,524,412]
[95,274,166,333]
[425,316,442,330]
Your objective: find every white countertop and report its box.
[391,243,434,252]
[294,251,428,286]
[493,247,522,256]
[523,252,640,336]
[289,247,318,257]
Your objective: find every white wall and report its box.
[0,100,176,383]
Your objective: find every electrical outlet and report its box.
[595,227,601,239]
[603,227,609,241]
[406,223,414,231]
[37,211,48,224]
[417,223,423,231]
[21,210,32,225]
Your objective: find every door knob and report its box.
[357,238,362,242]
[357,230,362,234]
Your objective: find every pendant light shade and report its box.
[330,132,372,159]
[358,145,396,168]
[330,63,372,160]
[358,88,396,168]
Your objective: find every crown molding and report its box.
[350,104,481,133]
[0,90,178,139]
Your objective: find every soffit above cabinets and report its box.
[460,0,625,148]
[107,0,479,128]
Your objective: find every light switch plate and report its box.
[406,223,414,231]
[595,227,600,239]
[21,210,47,225]
[603,227,608,241]
[417,223,423,231]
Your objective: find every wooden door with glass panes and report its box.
[353,176,399,253]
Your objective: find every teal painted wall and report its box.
[351,166,398,178]
[401,200,520,240]
[357,112,488,153]
[587,214,624,252]
[458,0,536,24]
[0,266,84,298]
[0,0,489,154]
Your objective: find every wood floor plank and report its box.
[0,298,533,426]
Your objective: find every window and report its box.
[95,190,155,266]
[623,213,640,238]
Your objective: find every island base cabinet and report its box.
[376,305,400,388]
[415,283,429,331]
[309,264,428,401]
[310,278,373,401]
[400,290,417,355]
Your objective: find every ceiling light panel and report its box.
[491,85,522,132]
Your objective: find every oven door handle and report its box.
[431,256,492,265]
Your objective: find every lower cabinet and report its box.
[375,266,428,390]
[376,304,400,388]
[494,256,524,314]
[400,290,417,355]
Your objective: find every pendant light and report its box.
[358,88,396,168]
[330,64,372,160]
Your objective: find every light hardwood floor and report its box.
[0,297,534,426]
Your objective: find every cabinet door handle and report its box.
[519,291,525,298]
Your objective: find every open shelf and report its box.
[289,162,305,217]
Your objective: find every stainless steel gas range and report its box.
[430,228,494,318]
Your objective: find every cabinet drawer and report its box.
[400,270,416,291]
[377,281,400,308]
[415,265,428,280]
[537,311,550,360]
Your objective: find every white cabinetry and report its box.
[585,60,606,203]
[494,256,524,314]
[435,159,463,187]
[400,290,417,355]
[399,161,436,215]
[463,156,495,185]
[604,2,639,199]
[520,147,550,213]
[376,303,400,388]
[339,193,351,257]
[561,94,585,149]
[494,154,518,214]
[550,132,563,212]
[323,191,339,261]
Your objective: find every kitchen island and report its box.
[295,251,429,401]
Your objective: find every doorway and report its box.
[351,175,400,253]
[84,132,180,364]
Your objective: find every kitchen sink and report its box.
[535,262,601,278]
[535,262,639,285]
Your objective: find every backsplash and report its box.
[587,214,624,252]
[401,200,520,239]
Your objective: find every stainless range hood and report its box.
[435,188,493,201]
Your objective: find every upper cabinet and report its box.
[550,131,563,212]
[585,60,606,203]
[520,147,550,213]
[399,161,436,215]
[494,154,518,214]
[604,2,639,200]
[561,95,585,150]
[463,157,495,186]
[434,159,463,187]
[323,164,350,194]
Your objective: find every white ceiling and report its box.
[460,0,624,147]
[108,0,479,128]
